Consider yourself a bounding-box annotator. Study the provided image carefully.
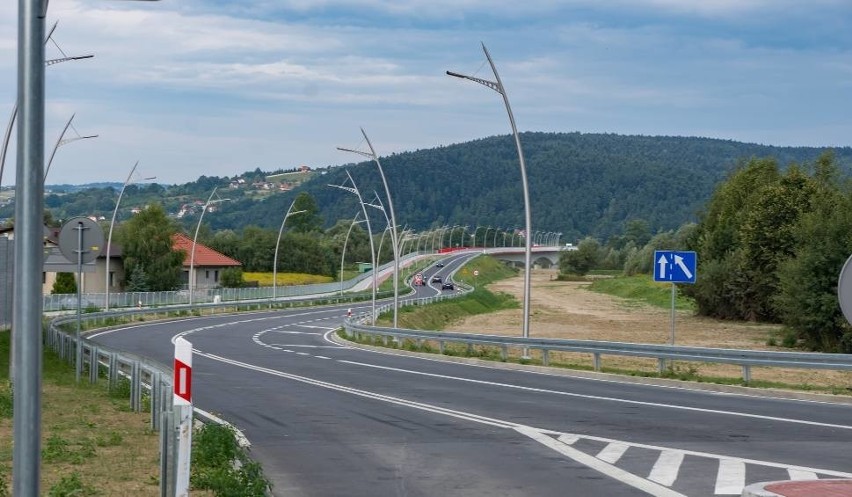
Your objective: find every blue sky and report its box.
[2,0,852,185]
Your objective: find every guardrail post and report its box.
[131,361,142,412]
[151,372,161,432]
[542,349,549,366]
[108,354,118,392]
[742,365,751,385]
[160,398,174,497]
[658,358,667,374]
[593,353,601,372]
[501,345,508,362]
[88,346,98,384]
[467,343,473,356]
[438,341,445,355]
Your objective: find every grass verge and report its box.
[0,325,269,495]
[587,274,695,311]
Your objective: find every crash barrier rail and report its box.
[43,251,423,312]
[46,290,402,496]
[342,322,852,383]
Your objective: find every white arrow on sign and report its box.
[657,254,668,279]
[674,255,693,279]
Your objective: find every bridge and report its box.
[438,245,567,268]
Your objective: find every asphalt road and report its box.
[91,255,852,497]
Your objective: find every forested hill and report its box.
[212,132,852,241]
[18,132,852,241]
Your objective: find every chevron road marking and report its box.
[714,459,745,495]
[648,450,685,487]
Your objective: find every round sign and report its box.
[58,217,104,264]
[473,270,479,277]
[838,254,852,326]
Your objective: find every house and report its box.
[171,233,241,289]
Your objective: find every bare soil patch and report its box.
[446,269,852,392]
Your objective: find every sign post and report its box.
[58,217,103,382]
[653,251,697,346]
[173,337,193,497]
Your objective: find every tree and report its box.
[559,237,600,276]
[286,192,323,233]
[220,267,245,288]
[51,272,76,294]
[117,204,185,291]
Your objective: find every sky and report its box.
[1,0,852,186]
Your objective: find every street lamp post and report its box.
[272,200,306,300]
[43,113,97,181]
[189,187,225,306]
[338,129,401,328]
[339,214,366,296]
[13,2,155,495]
[448,43,534,350]
[0,22,93,190]
[104,161,155,311]
[329,170,378,323]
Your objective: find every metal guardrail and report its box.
[45,289,403,496]
[344,315,852,384]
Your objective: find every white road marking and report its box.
[714,459,745,495]
[787,469,818,480]
[648,451,685,487]
[315,356,332,360]
[517,426,687,497]
[336,360,852,431]
[597,442,629,463]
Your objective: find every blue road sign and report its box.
[654,250,697,284]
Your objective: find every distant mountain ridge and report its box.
[12,132,852,241]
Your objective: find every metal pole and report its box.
[75,220,83,382]
[189,187,217,306]
[339,214,362,297]
[105,161,138,311]
[360,130,400,328]
[448,43,534,353]
[13,0,45,494]
[273,200,304,300]
[670,283,676,346]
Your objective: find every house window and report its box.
[109,271,114,287]
[205,270,209,279]
[214,270,219,282]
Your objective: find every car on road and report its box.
[441,282,454,291]
[432,276,442,283]
[436,263,445,268]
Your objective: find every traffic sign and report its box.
[654,251,697,284]
[839,254,852,326]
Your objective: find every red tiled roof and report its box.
[172,233,241,268]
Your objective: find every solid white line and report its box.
[597,442,629,463]
[315,356,332,360]
[714,459,745,495]
[648,450,684,487]
[336,359,852,431]
[195,351,519,429]
[517,426,687,497]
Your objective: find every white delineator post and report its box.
[173,337,193,497]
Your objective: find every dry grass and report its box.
[446,269,852,392]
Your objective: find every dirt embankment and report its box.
[446,269,852,390]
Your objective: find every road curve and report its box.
[91,257,852,497]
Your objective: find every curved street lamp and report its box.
[339,214,367,295]
[104,161,155,311]
[338,130,401,327]
[448,42,533,350]
[272,199,306,300]
[189,187,227,306]
[329,170,378,322]
[43,113,97,181]
[0,21,93,190]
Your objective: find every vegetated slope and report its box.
[24,132,852,241]
[280,132,852,241]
